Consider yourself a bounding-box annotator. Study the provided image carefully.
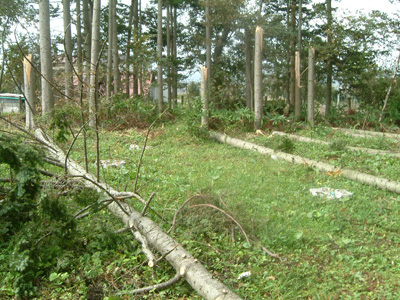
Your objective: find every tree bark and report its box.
[272,131,400,157]
[295,50,301,117]
[133,0,139,95]
[245,27,253,111]
[254,26,263,130]
[307,46,315,127]
[89,0,101,128]
[167,3,172,108]
[76,0,83,97]
[201,66,208,128]
[33,128,243,300]
[157,0,163,111]
[39,0,55,120]
[326,0,332,116]
[211,132,400,195]
[23,54,36,130]
[112,0,121,94]
[332,128,400,141]
[82,0,92,97]
[125,0,135,96]
[205,0,212,107]
[290,0,296,107]
[172,5,178,106]
[63,0,73,100]
[106,0,114,100]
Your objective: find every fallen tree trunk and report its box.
[34,128,242,300]
[211,132,400,195]
[332,128,400,141]
[272,131,400,157]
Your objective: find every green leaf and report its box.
[49,273,59,282]
[295,231,304,240]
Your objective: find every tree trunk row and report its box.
[211,132,400,195]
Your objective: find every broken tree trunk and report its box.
[210,132,400,195]
[34,128,242,300]
[332,128,400,141]
[272,131,400,157]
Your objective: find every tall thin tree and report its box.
[205,0,211,110]
[307,46,315,127]
[157,0,163,111]
[112,0,120,94]
[89,0,101,128]
[106,0,113,100]
[63,0,73,100]
[326,0,332,115]
[39,0,55,119]
[254,26,263,130]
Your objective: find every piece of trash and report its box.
[271,154,278,160]
[237,271,251,280]
[100,160,126,169]
[310,187,353,200]
[256,129,265,136]
[129,143,140,151]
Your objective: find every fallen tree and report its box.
[272,131,400,157]
[332,128,400,141]
[211,132,400,195]
[33,128,243,300]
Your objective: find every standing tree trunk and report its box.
[76,0,83,96]
[172,5,178,106]
[39,0,55,120]
[63,0,73,100]
[307,46,315,127]
[205,0,212,107]
[289,0,296,108]
[201,66,208,128]
[82,0,92,97]
[295,0,302,117]
[379,51,400,122]
[23,54,36,130]
[295,51,301,117]
[125,0,135,96]
[166,3,172,108]
[326,0,332,116]
[88,0,101,128]
[112,0,121,94]
[157,0,163,111]
[245,27,253,111]
[254,26,263,130]
[133,0,139,95]
[106,0,114,100]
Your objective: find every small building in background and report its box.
[0,94,25,113]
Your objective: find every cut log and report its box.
[333,128,400,141]
[272,131,400,157]
[211,132,400,195]
[34,128,242,300]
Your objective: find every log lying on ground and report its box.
[333,127,400,141]
[272,131,400,157]
[34,129,242,300]
[211,132,400,195]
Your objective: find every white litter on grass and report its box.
[237,271,251,280]
[310,187,353,200]
[100,160,126,169]
[129,144,140,151]
[271,154,278,160]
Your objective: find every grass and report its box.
[2,113,400,299]
[67,120,400,299]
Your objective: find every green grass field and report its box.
[2,117,400,299]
